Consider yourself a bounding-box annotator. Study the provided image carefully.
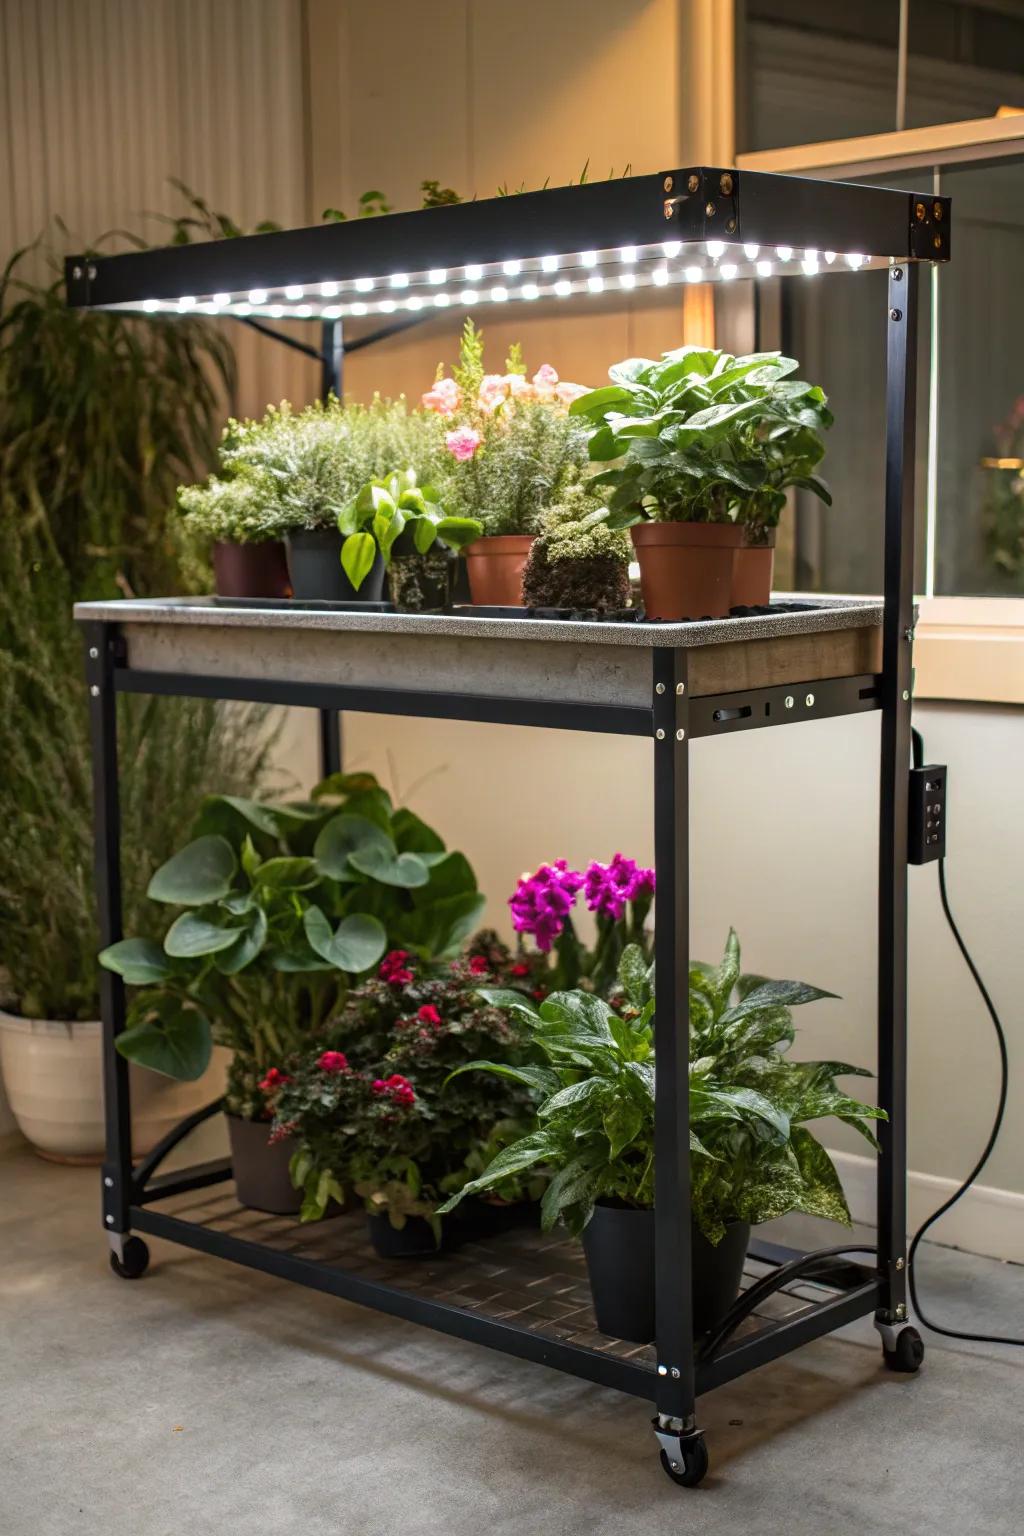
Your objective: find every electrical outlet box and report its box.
[909,764,947,863]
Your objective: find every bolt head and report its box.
[687,173,699,194]
[656,728,666,741]
[90,684,100,697]
[105,1215,114,1226]
[87,264,97,280]
[933,233,942,250]
[784,695,794,709]
[675,728,685,742]
[663,175,674,193]
[725,217,736,233]
[670,1366,680,1379]
[915,201,926,221]
[805,693,815,707]
[104,1177,114,1188]
[675,682,685,695]
[892,266,903,280]
[720,173,733,195]
[895,1303,907,1320]
[663,201,674,220]
[72,265,83,280]
[670,1461,680,1471]
[705,201,716,217]
[933,201,943,220]
[657,1364,668,1376]
[89,646,99,659]
[890,307,902,321]
[896,1257,905,1271]
[656,682,665,695]
[902,689,910,701]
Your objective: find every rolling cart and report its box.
[70,164,948,1485]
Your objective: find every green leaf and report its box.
[340,530,378,590]
[391,808,445,857]
[445,1060,561,1096]
[303,907,387,973]
[435,516,483,551]
[537,990,616,1044]
[349,843,430,889]
[114,1001,212,1081]
[98,938,172,985]
[436,1131,554,1212]
[164,910,245,958]
[314,813,394,879]
[214,907,268,974]
[603,1098,644,1158]
[147,835,236,905]
[618,943,651,1007]
[539,1077,606,1118]
[473,987,542,1021]
[568,383,633,418]
[253,856,320,890]
[720,979,838,1024]
[790,1126,852,1225]
[540,1158,597,1231]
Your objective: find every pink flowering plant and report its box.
[267,932,546,1228]
[510,854,655,992]
[422,320,592,537]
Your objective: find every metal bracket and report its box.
[908,192,951,261]
[661,167,739,242]
[652,1415,700,1464]
[688,673,880,739]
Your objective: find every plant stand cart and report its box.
[69,164,948,1487]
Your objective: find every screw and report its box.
[933,201,943,220]
[687,173,699,193]
[72,264,83,280]
[784,695,794,709]
[663,200,675,221]
[656,682,665,695]
[656,728,666,741]
[725,217,736,233]
[670,1366,681,1379]
[676,682,685,695]
[90,684,100,697]
[720,173,733,195]
[915,201,926,221]
[902,689,910,701]
[104,1176,113,1188]
[657,1364,668,1376]
[670,1461,680,1471]
[676,728,685,741]
[896,1257,905,1271]
[892,266,903,280]
[705,201,716,217]
[87,264,97,280]
[663,175,674,193]
[890,308,902,321]
[89,646,99,659]
[904,627,914,642]
[933,233,942,250]
[895,1303,907,1320]
[805,693,815,707]
[105,1215,114,1226]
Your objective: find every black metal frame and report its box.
[75,168,927,1463]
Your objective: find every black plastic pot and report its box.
[385,528,453,611]
[226,1114,302,1215]
[452,1197,541,1243]
[366,1211,441,1258]
[285,527,386,602]
[582,1203,750,1344]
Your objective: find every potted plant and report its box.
[338,469,481,606]
[218,397,446,601]
[508,852,654,995]
[99,772,485,1212]
[266,936,541,1250]
[177,472,290,599]
[423,322,590,606]
[441,933,884,1345]
[570,348,833,618]
[521,483,633,611]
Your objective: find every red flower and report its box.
[268,1120,296,1145]
[258,1067,289,1093]
[417,1004,442,1027]
[468,955,490,976]
[372,1072,416,1106]
[510,962,530,977]
[379,949,414,985]
[317,1050,349,1074]
[532,987,547,1001]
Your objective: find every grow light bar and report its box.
[65,166,951,319]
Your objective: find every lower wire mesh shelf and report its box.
[134,1186,879,1394]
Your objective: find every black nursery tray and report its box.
[208,595,835,624]
[211,595,400,613]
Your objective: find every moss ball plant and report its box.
[522,485,632,609]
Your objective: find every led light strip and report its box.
[131,244,883,318]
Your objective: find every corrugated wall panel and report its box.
[1,0,318,415]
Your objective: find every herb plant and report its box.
[570,347,833,538]
[439,933,884,1242]
[99,772,485,1108]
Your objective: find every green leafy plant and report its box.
[337,468,481,590]
[176,472,278,548]
[0,224,273,1023]
[439,933,884,1242]
[99,772,485,1103]
[521,483,632,609]
[570,347,833,539]
[267,938,541,1224]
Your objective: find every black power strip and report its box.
[908,763,947,863]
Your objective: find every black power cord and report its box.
[909,727,1022,1348]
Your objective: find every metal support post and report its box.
[84,622,133,1247]
[876,263,919,1322]
[318,314,344,778]
[651,649,696,1429]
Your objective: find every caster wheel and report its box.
[659,1435,709,1488]
[884,1325,924,1373]
[109,1236,150,1280]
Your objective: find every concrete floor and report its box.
[2,1142,1022,1536]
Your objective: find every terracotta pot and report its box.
[286,527,386,603]
[631,521,743,621]
[465,534,534,607]
[226,1113,302,1214]
[212,539,291,599]
[731,529,776,609]
[0,1009,228,1163]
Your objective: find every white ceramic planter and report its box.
[0,1009,229,1163]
